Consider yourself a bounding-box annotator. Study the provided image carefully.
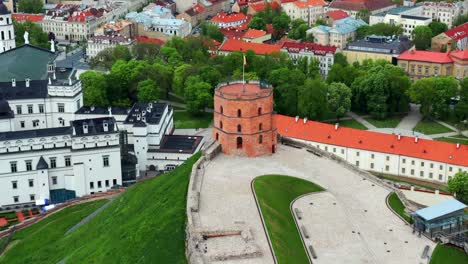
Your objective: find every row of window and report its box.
[15,103,68,115]
[219,122,263,132]
[9,156,109,173]
[219,107,263,116]
[12,194,35,203]
[12,176,57,190]
[90,179,117,189]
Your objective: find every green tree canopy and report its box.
[448,171,468,203]
[14,21,49,49]
[455,77,468,125]
[79,71,109,107]
[356,8,371,23]
[428,21,448,37]
[17,0,43,13]
[289,19,309,40]
[407,76,459,119]
[412,26,433,50]
[297,78,328,120]
[184,76,212,115]
[272,12,291,35]
[137,79,160,102]
[248,16,267,30]
[356,23,403,39]
[327,82,352,121]
[200,22,224,42]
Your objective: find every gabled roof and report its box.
[0,44,57,82]
[249,1,280,12]
[211,12,247,23]
[444,22,468,41]
[12,13,45,22]
[450,50,468,60]
[275,114,468,167]
[329,0,395,12]
[398,50,453,64]
[414,199,466,221]
[219,39,282,55]
[243,29,267,39]
[326,10,349,21]
[282,41,337,55]
[290,0,326,8]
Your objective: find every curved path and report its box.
[198,144,434,264]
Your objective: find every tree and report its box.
[13,21,49,49]
[137,79,160,102]
[272,12,291,36]
[356,8,371,23]
[17,0,43,13]
[289,19,309,40]
[113,45,132,62]
[328,82,352,121]
[412,26,433,50]
[448,171,468,203]
[79,71,109,106]
[407,76,458,119]
[200,22,224,42]
[429,21,448,37]
[455,77,468,125]
[297,78,328,120]
[184,76,212,115]
[453,13,468,27]
[356,23,403,39]
[334,53,348,67]
[327,64,360,87]
[267,68,305,116]
[248,16,267,30]
[131,42,161,61]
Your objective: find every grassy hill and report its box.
[0,153,201,264]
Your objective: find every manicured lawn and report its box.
[430,244,468,264]
[374,173,449,192]
[387,192,413,224]
[174,111,212,129]
[435,135,468,145]
[414,120,453,135]
[0,153,201,264]
[364,116,402,128]
[327,118,367,130]
[253,175,324,264]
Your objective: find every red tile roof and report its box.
[211,12,247,24]
[135,36,164,45]
[291,0,327,8]
[450,50,468,60]
[220,28,247,39]
[243,29,268,39]
[275,114,468,167]
[397,50,453,64]
[12,13,44,23]
[238,0,264,7]
[329,0,395,12]
[444,22,468,41]
[282,41,337,55]
[326,10,349,21]
[250,1,280,11]
[219,39,282,55]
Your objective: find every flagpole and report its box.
[242,55,246,93]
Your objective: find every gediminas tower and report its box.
[213,80,277,157]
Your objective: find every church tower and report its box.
[0,0,15,54]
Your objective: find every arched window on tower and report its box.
[237,109,241,117]
[237,124,242,132]
[258,107,262,115]
[259,123,263,131]
[220,121,223,129]
[220,106,223,114]
[259,135,263,144]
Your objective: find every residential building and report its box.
[86,34,133,58]
[94,20,137,39]
[370,6,431,40]
[210,12,248,28]
[126,5,192,40]
[218,39,282,55]
[281,0,327,26]
[421,1,466,28]
[328,0,396,17]
[276,114,468,184]
[177,4,205,26]
[154,0,176,13]
[247,1,280,16]
[0,1,15,54]
[281,41,337,75]
[343,35,413,64]
[450,50,468,80]
[242,28,271,43]
[178,0,230,26]
[431,22,468,52]
[324,9,349,26]
[307,17,367,49]
[0,116,123,207]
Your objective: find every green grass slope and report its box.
[253,175,324,264]
[388,192,413,224]
[430,244,468,264]
[1,152,200,264]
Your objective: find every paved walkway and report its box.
[396,104,422,131]
[348,112,376,129]
[400,190,454,207]
[199,145,434,264]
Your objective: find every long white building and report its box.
[281,41,337,76]
[277,115,467,184]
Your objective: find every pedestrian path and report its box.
[428,131,468,139]
[348,112,376,129]
[396,104,422,131]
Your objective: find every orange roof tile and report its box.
[326,10,349,21]
[398,50,453,64]
[243,29,267,39]
[275,114,468,167]
[450,50,468,60]
[219,39,282,55]
[288,0,326,8]
[211,12,247,23]
[12,13,44,22]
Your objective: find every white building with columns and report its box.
[0,0,15,54]
[277,115,467,184]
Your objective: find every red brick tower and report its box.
[213,81,277,157]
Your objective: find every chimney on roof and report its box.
[295,116,299,123]
[415,136,419,143]
[53,72,56,80]
[83,122,88,134]
[303,117,307,124]
[26,78,30,87]
[456,143,460,149]
[11,79,16,87]
[335,123,339,130]
[103,121,109,132]
[48,77,52,85]
[108,106,112,116]
[398,133,401,140]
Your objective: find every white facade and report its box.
[292,137,466,184]
[86,35,133,58]
[0,117,122,208]
[0,11,15,53]
[282,1,326,26]
[421,1,465,28]
[281,43,336,76]
[370,13,432,39]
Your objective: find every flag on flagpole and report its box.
[243,55,247,65]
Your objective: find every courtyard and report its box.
[197,144,434,264]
